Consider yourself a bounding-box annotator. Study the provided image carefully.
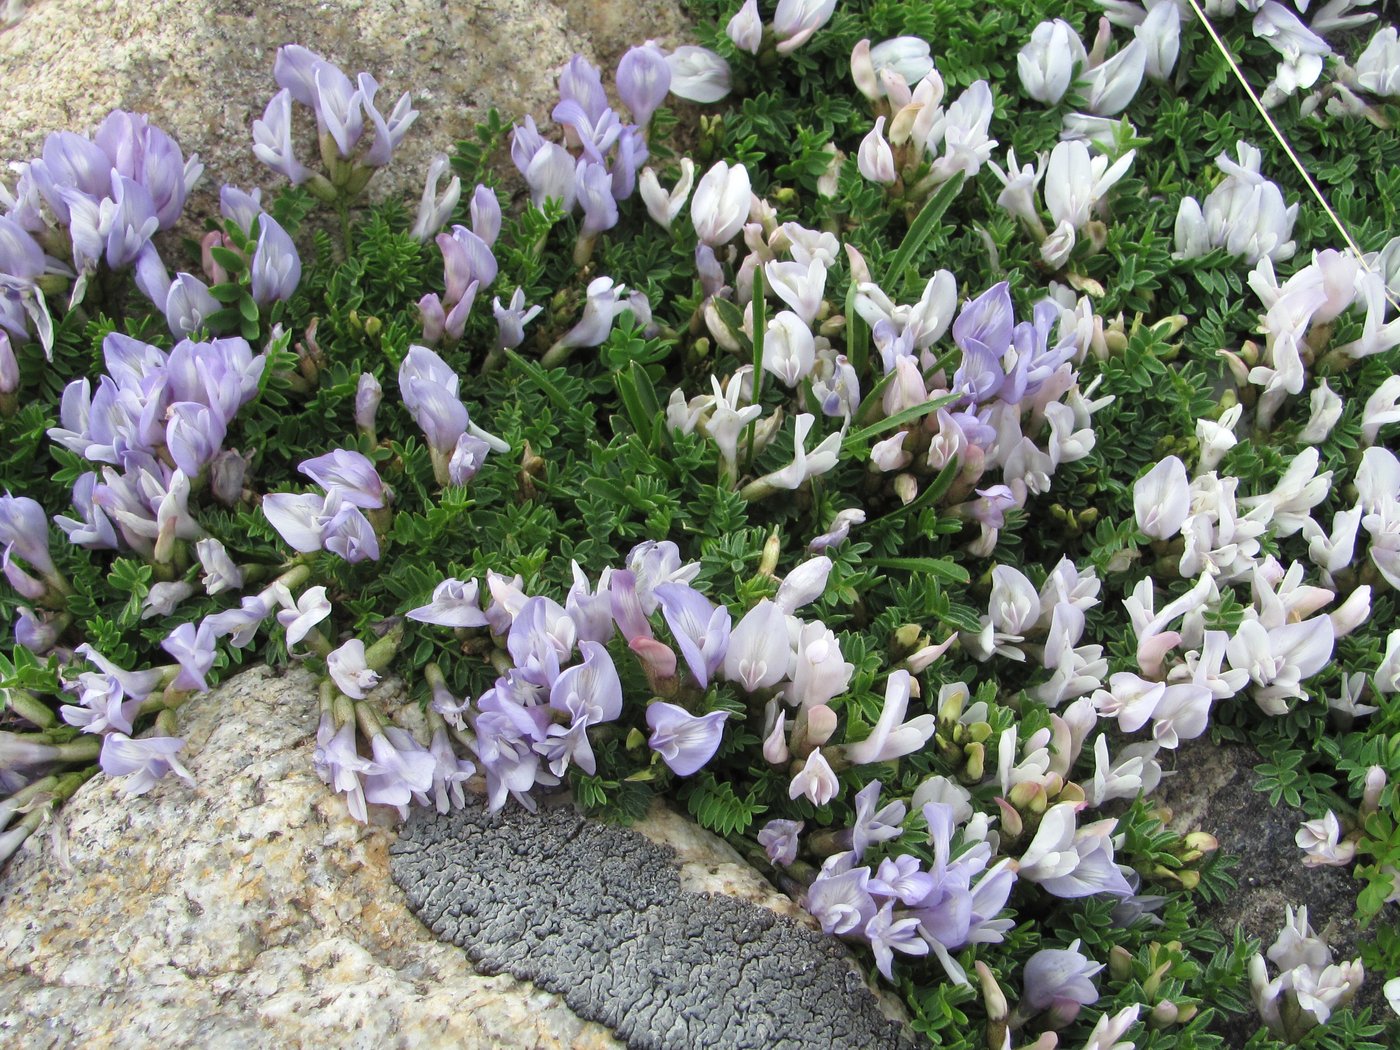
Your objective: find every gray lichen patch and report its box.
[391,801,922,1050]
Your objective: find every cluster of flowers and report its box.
[0,110,201,358]
[253,44,417,199]
[394,539,918,814]
[1173,141,1298,265]
[852,40,997,195]
[1240,241,1400,427]
[1249,906,1365,1042]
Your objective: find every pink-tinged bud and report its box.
[806,704,838,746]
[762,710,790,764]
[354,372,383,434]
[1363,765,1387,815]
[0,331,17,395]
[851,39,878,100]
[201,230,230,285]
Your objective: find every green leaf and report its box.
[209,246,247,275]
[504,349,572,414]
[841,393,959,460]
[885,175,964,294]
[868,556,969,585]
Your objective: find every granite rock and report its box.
[0,666,621,1049]
[0,0,693,221]
[0,665,913,1048]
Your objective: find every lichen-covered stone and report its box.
[0,666,620,1049]
[392,802,921,1050]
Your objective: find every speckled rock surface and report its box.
[0,0,692,220]
[1155,738,1385,1033]
[0,666,622,1049]
[393,800,920,1050]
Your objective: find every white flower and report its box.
[327,638,380,699]
[1134,456,1190,540]
[761,311,817,388]
[1361,375,1400,445]
[638,159,695,230]
[725,0,763,55]
[1298,379,1343,443]
[845,670,936,765]
[1136,0,1181,82]
[1044,140,1135,232]
[1354,26,1400,97]
[665,46,731,103]
[1078,38,1147,116]
[1295,811,1356,867]
[1018,19,1085,105]
[772,0,838,54]
[857,117,897,184]
[690,160,751,246]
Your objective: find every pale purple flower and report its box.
[422,726,475,814]
[165,401,227,478]
[299,449,385,509]
[851,779,907,858]
[408,577,489,628]
[320,496,380,563]
[276,584,331,648]
[448,433,491,486]
[327,639,380,699]
[161,621,217,692]
[398,344,468,452]
[868,854,937,905]
[727,0,763,54]
[201,592,274,648]
[617,43,671,127]
[252,89,311,184]
[576,161,619,236]
[493,287,543,351]
[164,273,222,337]
[758,818,804,866]
[220,186,264,236]
[250,214,301,306]
[313,717,376,822]
[362,726,436,817]
[99,732,195,796]
[806,854,876,935]
[474,688,556,812]
[105,175,160,269]
[655,582,730,689]
[809,508,866,552]
[549,639,623,724]
[1023,939,1102,1019]
[558,55,609,123]
[11,604,54,655]
[262,491,327,553]
[195,537,243,595]
[0,493,54,576]
[773,0,838,54]
[61,673,139,735]
[355,373,382,433]
[865,901,929,980]
[557,276,628,351]
[141,581,195,620]
[358,72,418,167]
[646,701,729,776]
